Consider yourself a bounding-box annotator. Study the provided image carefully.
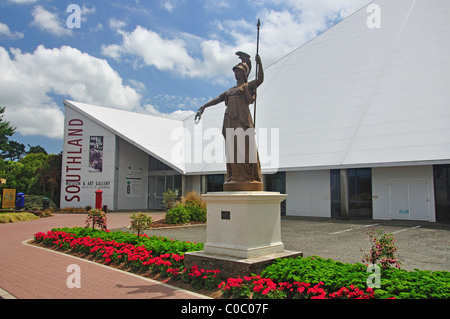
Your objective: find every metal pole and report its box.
[254,18,261,128]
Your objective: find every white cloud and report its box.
[101,0,371,83]
[0,45,142,139]
[102,25,200,77]
[31,5,71,37]
[0,22,24,39]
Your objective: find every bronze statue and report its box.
[195,52,264,191]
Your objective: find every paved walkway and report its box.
[0,213,208,299]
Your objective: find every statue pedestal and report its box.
[184,191,302,278]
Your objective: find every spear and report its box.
[254,18,261,128]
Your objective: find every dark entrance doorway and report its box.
[434,164,450,223]
[330,168,373,219]
[265,172,286,216]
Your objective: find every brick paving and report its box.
[0,213,208,299]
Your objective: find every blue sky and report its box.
[0,0,371,155]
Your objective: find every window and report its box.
[149,156,172,172]
[434,165,450,223]
[207,175,224,192]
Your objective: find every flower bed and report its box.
[218,276,374,299]
[33,227,450,299]
[33,228,219,292]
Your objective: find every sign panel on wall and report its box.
[89,136,103,172]
[2,189,16,208]
[126,169,143,198]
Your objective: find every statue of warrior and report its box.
[195,52,264,191]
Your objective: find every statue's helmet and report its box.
[233,51,252,82]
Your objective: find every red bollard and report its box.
[95,189,103,210]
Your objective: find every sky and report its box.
[0,0,372,155]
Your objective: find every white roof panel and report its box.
[64,100,186,173]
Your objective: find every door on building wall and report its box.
[330,168,372,219]
[389,179,430,220]
[348,168,373,219]
[434,165,450,223]
[265,172,286,216]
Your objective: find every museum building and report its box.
[60,0,450,223]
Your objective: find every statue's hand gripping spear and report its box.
[195,19,261,125]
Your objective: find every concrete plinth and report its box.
[203,191,287,259]
[184,191,302,277]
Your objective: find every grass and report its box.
[0,212,40,223]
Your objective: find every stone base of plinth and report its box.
[184,250,303,279]
[187,191,302,278]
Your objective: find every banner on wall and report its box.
[89,136,103,172]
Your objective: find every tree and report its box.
[0,106,15,156]
[2,140,26,161]
[130,212,152,237]
[27,145,47,155]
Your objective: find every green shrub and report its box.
[162,189,180,209]
[186,204,206,222]
[24,195,58,211]
[181,191,206,210]
[165,205,190,224]
[262,256,368,292]
[130,212,152,236]
[261,256,450,299]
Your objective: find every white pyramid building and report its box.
[61,0,450,222]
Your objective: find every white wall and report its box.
[372,166,435,221]
[60,107,116,210]
[116,137,149,210]
[286,170,331,217]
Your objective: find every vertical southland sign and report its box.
[63,118,84,204]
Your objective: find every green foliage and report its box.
[164,190,207,224]
[186,204,206,222]
[130,212,152,236]
[181,190,206,210]
[52,227,204,255]
[165,204,190,224]
[85,209,107,230]
[0,106,15,155]
[261,256,450,299]
[162,189,179,209]
[0,152,61,206]
[362,229,401,269]
[262,256,368,292]
[24,195,58,211]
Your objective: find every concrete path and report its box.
[0,213,208,299]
